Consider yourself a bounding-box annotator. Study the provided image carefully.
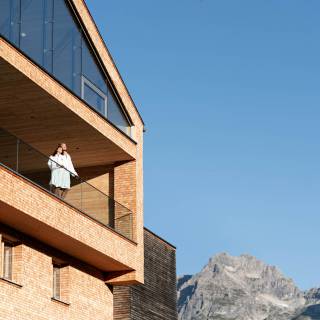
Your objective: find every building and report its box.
[0,0,177,319]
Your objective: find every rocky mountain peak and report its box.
[178,253,307,320]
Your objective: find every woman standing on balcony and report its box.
[60,142,78,199]
[48,145,65,198]
[48,143,78,199]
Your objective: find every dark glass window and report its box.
[108,90,131,136]
[44,0,54,72]
[0,0,11,38]
[10,0,21,46]
[20,0,45,65]
[82,43,108,95]
[0,0,132,136]
[82,79,106,115]
[53,0,81,96]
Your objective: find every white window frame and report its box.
[81,76,133,138]
[81,76,107,116]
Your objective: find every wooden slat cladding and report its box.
[114,229,177,320]
[113,286,132,320]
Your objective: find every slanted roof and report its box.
[69,0,144,128]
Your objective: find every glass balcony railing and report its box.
[0,128,133,241]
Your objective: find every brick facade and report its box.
[0,225,113,320]
[0,224,177,320]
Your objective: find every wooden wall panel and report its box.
[114,229,177,320]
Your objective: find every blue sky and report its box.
[86,0,320,290]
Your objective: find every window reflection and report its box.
[53,0,82,96]
[10,0,21,46]
[0,1,10,38]
[108,90,131,136]
[82,43,108,95]
[20,0,45,65]
[82,79,106,115]
[44,0,54,72]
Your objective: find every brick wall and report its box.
[113,228,178,320]
[0,166,140,277]
[0,225,113,320]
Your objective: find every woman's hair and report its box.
[52,144,63,156]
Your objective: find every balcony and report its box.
[0,128,143,280]
[0,128,133,240]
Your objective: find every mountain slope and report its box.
[177,253,310,320]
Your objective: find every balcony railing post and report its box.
[16,138,20,172]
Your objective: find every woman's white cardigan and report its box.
[48,153,78,189]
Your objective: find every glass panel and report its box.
[82,43,108,95]
[17,141,52,191]
[108,90,131,135]
[3,243,13,280]
[0,129,18,170]
[114,207,133,239]
[20,0,45,66]
[44,0,54,72]
[53,0,81,95]
[83,81,106,115]
[63,174,82,212]
[0,0,10,38]
[81,183,112,226]
[9,0,21,46]
[53,266,61,299]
